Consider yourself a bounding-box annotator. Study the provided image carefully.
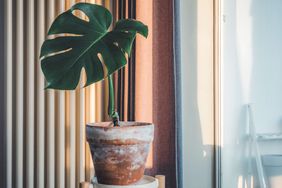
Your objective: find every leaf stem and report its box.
[108,74,120,126]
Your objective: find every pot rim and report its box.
[86,121,154,143]
[86,121,154,130]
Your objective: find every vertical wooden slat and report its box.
[95,84,102,121]
[84,0,96,182]
[46,0,56,187]
[65,0,70,186]
[55,1,66,188]
[124,63,129,121]
[124,0,129,121]
[136,0,153,170]
[75,0,85,187]
[65,91,70,187]
[96,0,103,5]
[75,77,85,187]
[26,0,35,187]
[87,83,96,181]
[104,77,109,120]
[127,0,136,121]
[56,87,66,188]
[117,0,126,121]
[57,90,66,188]
[68,90,76,188]
[36,0,45,187]
[105,0,111,10]
[77,75,86,185]
[16,0,24,187]
[64,1,76,187]
[95,0,104,122]
[84,86,91,182]
[74,1,86,186]
[113,0,119,114]
[85,84,95,182]
[94,0,107,173]
[85,88,89,184]
[5,0,13,187]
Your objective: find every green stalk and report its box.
[108,74,120,126]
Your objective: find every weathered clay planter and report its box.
[86,122,154,185]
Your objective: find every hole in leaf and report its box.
[113,42,119,47]
[72,9,90,22]
[97,53,108,77]
[41,48,72,60]
[125,53,129,61]
[80,67,87,88]
[47,33,83,40]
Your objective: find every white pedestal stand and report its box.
[92,176,159,188]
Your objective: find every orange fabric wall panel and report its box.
[136,0,176,187]
[152,0,176,188]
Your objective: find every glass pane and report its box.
[221,0,282,188]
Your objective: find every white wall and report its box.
[180,0,215,187]
[222,0,282,187]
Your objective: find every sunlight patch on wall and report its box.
[236,0,253,103]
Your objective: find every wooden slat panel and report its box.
[84,0,96,182]
[5,0,13,187]
[77,75,86,186]
[55,1,66,188]
[105,0,111,10]
[124,0,129,121]
[95,84,103,121]
[65,91,71,188]
[26,0,35,187]
[56,90,66,188]
[64,1,76,187]
[85,85,95,181]
[4,1,117,187]
[46,0,56,187]
[36,0,45,187]
[74,1,86,186]
[135,0,153,169]
[86,83,96,181]
[15,0,24,187]
[84,87,91,182]
[68,90,76,188]
[103,77,109,120]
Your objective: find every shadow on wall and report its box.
[221,0,253,187]
[181,0,215,187]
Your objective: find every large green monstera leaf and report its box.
[40,3,148,90]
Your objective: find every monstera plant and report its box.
[40,3,155,186]
[40,2,147,126]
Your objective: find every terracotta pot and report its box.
[86,121,154,185]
